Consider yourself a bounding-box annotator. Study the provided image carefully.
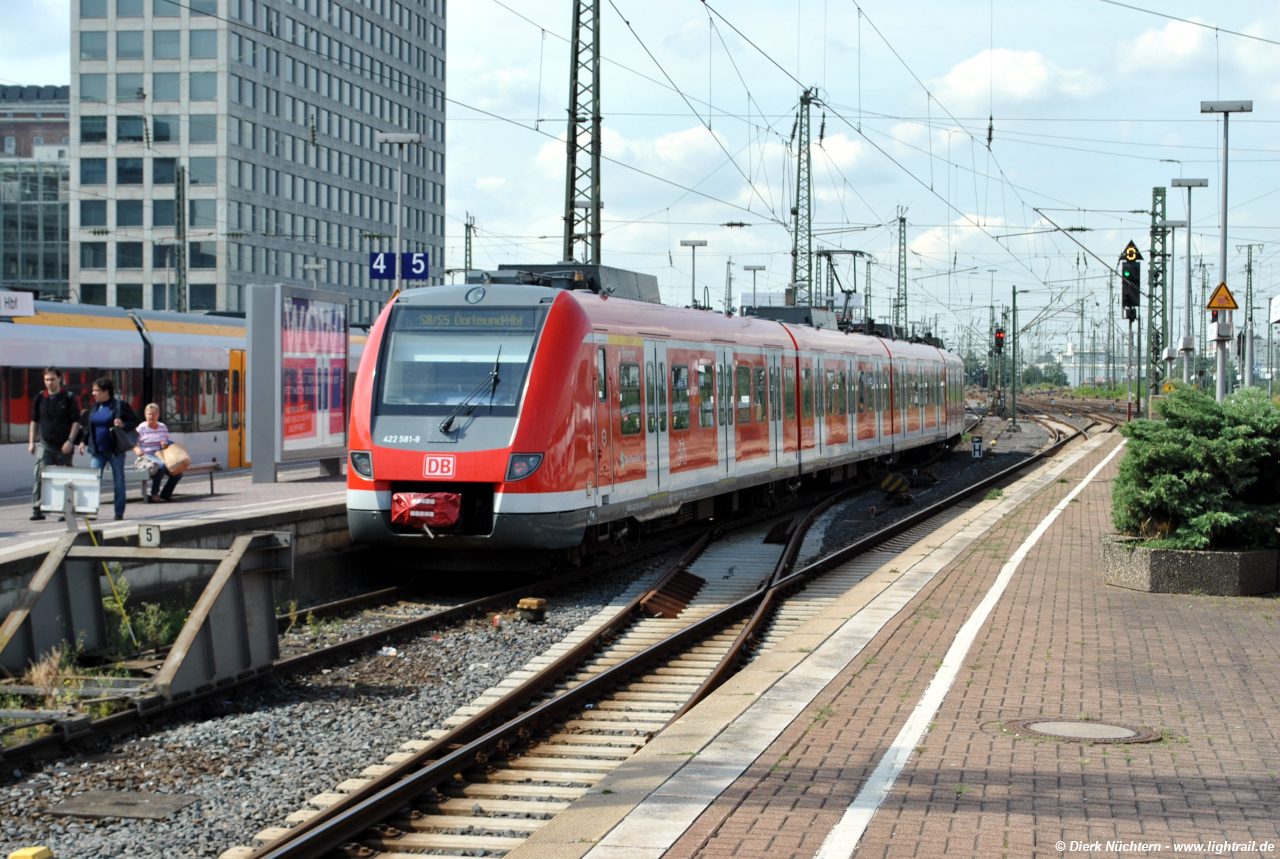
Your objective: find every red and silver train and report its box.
[347,266,966,559]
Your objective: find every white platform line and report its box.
[814,438,1126,859]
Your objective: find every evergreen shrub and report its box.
[1112,384,1280,550]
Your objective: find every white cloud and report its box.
[933,49,1104,111]
[1121,19,1210,73]
[476,177,507,190]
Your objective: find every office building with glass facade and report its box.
[1,88,72,299]
[70,0,446,318]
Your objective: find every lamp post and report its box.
[374,132,424,295]
[302,260,324,291]
[680,239,707,307]
[1171,179,1208,384]
[743,264,765,307]
[1158,218,1188,385]
[1201,100,1252,402]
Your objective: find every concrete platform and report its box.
[0,464,348,612]
[512,430,1280,859]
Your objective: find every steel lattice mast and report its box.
[791,89,814,306]
[893,208,908,332]
[1147,186,1168,406]
[562,0,602,264]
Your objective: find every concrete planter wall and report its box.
[1101,534,1278,596]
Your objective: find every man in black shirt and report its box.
[29,367,81,521]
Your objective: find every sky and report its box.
[4,0,1280,360]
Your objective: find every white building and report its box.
[70,0,446,319]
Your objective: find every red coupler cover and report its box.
[391,492,461,527]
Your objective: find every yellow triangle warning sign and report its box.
[1207,282,1238,311]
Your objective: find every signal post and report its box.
[1120,242,1142,420]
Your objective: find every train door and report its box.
[767,351,783,467]
[229,349,247,468]
[643,341,669,495]
[594,346,614,501]
[716,346,736,478]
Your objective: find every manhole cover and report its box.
[1004,719,1160,744]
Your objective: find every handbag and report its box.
[112,425,139,452]
[159,443,191,476]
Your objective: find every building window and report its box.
[81,284,107,305]
[117,242,144,268]
[189,73,217,101]
[188,157,216,184]
[153,158,175,184]
[152,283,171,310]
[116,73,145,101]
[190,0,216,15]
[117,0,143,16]
[190,29,217,58]
[190,283,216,310]
[153,116,175,142]
[189,115,217,142]
[117,158,144,184]
[81,158,107,185]
[152,199,175,227]
[154,0,180,16]
[117,117,146,143]
[116,284,143,309]
[189,242,216,269]
[80,201,107,227]
[189,199,215,227]
[154,243,175,268]
[81,0,106,17]
[80,32,108,60]
[81,116,107,143]
[117,200,143,227]
[80,242,107,268]
[153,73,180,101]
[80,74,107,102]
[116,30,144,59]
[153,30,180,59]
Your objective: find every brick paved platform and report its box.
[517,430,1280,859]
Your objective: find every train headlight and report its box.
[505,453,544,482]
[350,450,373,479]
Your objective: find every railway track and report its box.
[227,426,1083,859]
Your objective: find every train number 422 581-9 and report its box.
[381,435,422,444]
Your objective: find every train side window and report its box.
[735,365,752,424]
[671,364,690,431]
[230,369,241,430]
[658,362,667,431]
[596,348,607,402]
[769,365,781,422]
[801,368,813,419]
[752,367,766,423]
[784,367,796,420]
[619,363,641,436]
[836,370,847,416]
[645,360,656,433]
[856,371,866,415]
[718,363,729,426]
[697,363,714,428]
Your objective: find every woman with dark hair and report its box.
[78,377,140,520]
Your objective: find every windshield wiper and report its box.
[439,347,501,434]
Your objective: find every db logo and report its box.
[423,454,456,479]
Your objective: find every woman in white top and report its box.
[133,403,183,501]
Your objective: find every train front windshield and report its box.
[376,306,547,417]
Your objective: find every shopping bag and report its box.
[159,443,191,475]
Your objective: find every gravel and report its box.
[802,415,1053,563]
[0,559,661,858]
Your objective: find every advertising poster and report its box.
[281,294,348,456]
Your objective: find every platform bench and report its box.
[140,461,225,501]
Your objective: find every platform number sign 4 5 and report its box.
[369,252,397,280]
